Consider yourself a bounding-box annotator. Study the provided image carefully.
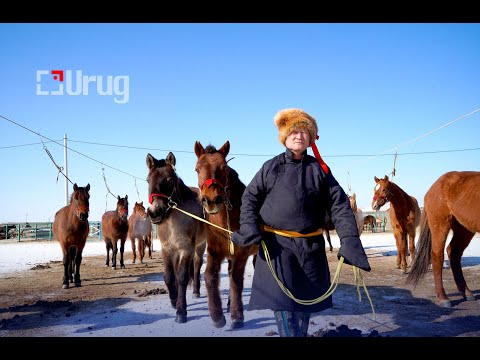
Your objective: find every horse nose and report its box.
[201,197,208,207]
[214,195,223,205]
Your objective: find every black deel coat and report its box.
[232,148,370,312]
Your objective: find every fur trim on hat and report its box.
[274,108,318,146]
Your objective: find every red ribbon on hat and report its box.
[311,135,329,174]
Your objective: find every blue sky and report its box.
[1,23,479,223]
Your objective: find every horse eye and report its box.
[195,168,199,173]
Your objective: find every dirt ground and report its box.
[0,246,479,337]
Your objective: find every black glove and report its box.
[231,223,262,247]
[338,236,371,271]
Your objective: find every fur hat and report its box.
[274,108,318,146]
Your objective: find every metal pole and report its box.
[64,134,68,205]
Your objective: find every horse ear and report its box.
[385,175,389,181]
[194,141,204,158]
[218,141,230,158]
[140,201,143,206]
[125,195,128,200]
[86,183,90,192]
[118,195,120,201]
[146,153,157,170]
[166,152,176,167]
[73,183,78,191]
[374,176,379,183]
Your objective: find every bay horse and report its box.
[101,195,129,270]
[146,152,207,323]
[53,183,90,289]
[372,175,421,273]
[363,215,376,232]
[322,216,335,252]
[348,193,364,236]
[128,201,153,264]
[194,140,258,329]
[407,171,480,307]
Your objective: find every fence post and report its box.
[49,222,53,241]
[17,223,21,242]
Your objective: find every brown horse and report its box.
[128,201,153,264]
[348,193,364,236]
[407,171,480,307]
[363,215,376,232]
[194,140,258,329]
[146,152,207,323]
[322,217,334,252]
[102,195,129,270]
[372,175,421,273]
[53,183,90,289]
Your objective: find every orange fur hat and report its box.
[274,108,318,146]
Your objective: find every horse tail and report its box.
[406,212,432,287]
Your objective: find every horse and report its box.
[146,152,207,323]
[372,175,421,273]
[53,183,90,289]
[323,217,335,252]
[101,195,129,270]
[406,171,480,307]
[348,193,364,236]
[194,140,258,329]
[363,215,376,232]
[128,201,153,264]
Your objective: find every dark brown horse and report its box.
[102,195,129,270]
[323,216,335,252]
[53,183,90,289]
[363,215,376,232]
[146,152,207,323]
[372,175,421,273]
[194,141,258,329]
[128,201,153,264]
[407,171,480,307]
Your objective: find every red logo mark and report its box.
[51,70,64,82]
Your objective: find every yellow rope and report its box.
[261,227,376,320]
[171,204,235,255]
[171,204,376,320]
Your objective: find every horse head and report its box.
[133,201,148,220]
[194,140,231,215]
[116,195,129,221]
[146,152,179,224]
[348,193,358,212]
[372,175,391,210]
[72,183,90,221]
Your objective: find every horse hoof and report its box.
[75,282,82,287]
[438,299,452,308]
[213,316,226,328]
[112,266,116,270]
[175,314,187,323]
[230,319,244,329]
[62,284,69,289]
[121,265,125,269]
[192,292,200,298]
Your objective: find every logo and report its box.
[36,70,130,104]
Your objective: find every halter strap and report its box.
[148,193,169,204]
[201,178,225,190]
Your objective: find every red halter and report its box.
[200,178,225,191]
[148,193,169,204]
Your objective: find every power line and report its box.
[0,115,145,181]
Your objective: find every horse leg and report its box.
[147,235,152,259]
[119,240,125,269]
[139,237,145,264]
[174,254,193,323]
[325,230,333,252]
[112,240,118,270]
[62,249,70,289]
[430,222,451,307]
[448,220,475,301]
[408,229,417,267]
[393,229,407,273]
[162,249,178,309]
[192,242,206,298]
[74,250,83,287]
[226,259,232,313]
[131,237,136,264]
[229,255,249,329]
[69,246,76,283]
[105,239,111,267]
[204,250,226,328]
